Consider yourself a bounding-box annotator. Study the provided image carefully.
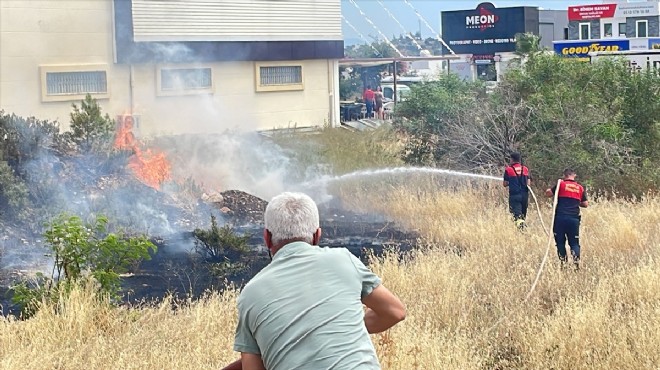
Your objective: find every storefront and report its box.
[553,39,630,61]
[441,2,542,82]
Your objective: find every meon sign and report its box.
[441,2,538,54]
[465,8,499,31]
[466,14,496,26]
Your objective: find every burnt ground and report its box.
[0,190,418,316]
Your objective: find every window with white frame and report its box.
[157,66,213,96]
[603,23,613,37]
[636,20,648,37]
[619,22,627,37]
[255,63,304,92]
[40,65,109,102]
[579,23,591,40]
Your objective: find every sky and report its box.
[341,0,582,45]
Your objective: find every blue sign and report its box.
[441,3,540,54]
[553,40,630,59]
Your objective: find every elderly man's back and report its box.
[233,241,382,369]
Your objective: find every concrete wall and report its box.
[0,0,337,136]
[0,0,131,125]
[568,20,601,40]
[539,10,569,48]
[625,16,660,37]
[129,60,335,136]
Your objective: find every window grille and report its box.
[259,66,303,86]
[46,71,107,95]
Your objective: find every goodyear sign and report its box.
[553,40,630,61]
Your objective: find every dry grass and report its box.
[2,177,659,370]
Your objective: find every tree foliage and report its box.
[193,214,250,262]
[12,213,157,317]
[393,51,660,196]
[67,93,115,153]
[0,95,123,224]
[192,215,252,278]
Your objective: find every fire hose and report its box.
[485,179,562,333]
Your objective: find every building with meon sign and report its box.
[441,2,567,82]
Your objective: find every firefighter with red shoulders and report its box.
[545,168,589,270]
[503,152,531,230]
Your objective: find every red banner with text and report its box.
[568,4,617,20]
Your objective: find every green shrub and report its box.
[0,109,62,166]
[393,53,660,196]
[0,161,30,221]
[67,94,115,154]
[12,213,157,317]
[193,215,250,262]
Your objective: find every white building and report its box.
[553,0,660,60]
[0,0,343,136]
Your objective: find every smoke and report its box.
[154,131,296,201]
[0,39,330,285]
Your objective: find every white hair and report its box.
[264,192,319,245]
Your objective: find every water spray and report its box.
[347,0,405,57]
[401,0,456,55]
[302,165,560,334]
[302,167,501,188]
[376,0,424,52]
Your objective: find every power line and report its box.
[376,0,424,52]
[347,0,405,57]
[342,15,384,56]
[401,0,456,55]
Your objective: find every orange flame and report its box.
[114,114,171,190]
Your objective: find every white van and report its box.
[381,83,411,102]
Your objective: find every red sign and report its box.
[568,4,617,20]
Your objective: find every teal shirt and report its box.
[233,242,382,369]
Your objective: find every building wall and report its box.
[625,16,660,37]
[0,0,338,135]
[131,0,342,42]
[539,10,569,49]
[0,0,131,125]
[568,20,601,39]
[129,60,334,136]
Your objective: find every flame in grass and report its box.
[114,114,171,190]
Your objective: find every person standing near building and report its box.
[545,168,588,270]
[222,191,406,370]
[374,86,384,120]
[363,86,375,119]
[503,152,531,230]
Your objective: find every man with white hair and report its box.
[222,191,406,370]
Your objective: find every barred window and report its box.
[160,68,212,91]
[255,64,304,92]
[259,66,302,86]
[46,71,107,95]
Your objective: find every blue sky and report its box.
[341,0,581,44]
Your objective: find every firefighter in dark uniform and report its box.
[503,152,531,230]
[545,168,589,269]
